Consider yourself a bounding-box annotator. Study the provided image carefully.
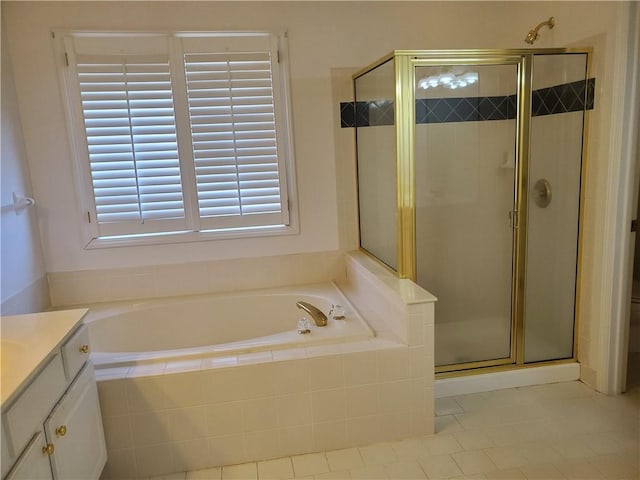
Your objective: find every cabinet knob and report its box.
[56,425,67,437]
[43,443,55,456]
[79,344,90,354]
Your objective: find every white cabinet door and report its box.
[44,365,107,480]
[5,432,53,480]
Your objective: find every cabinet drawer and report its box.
[61,326,90,381]
[4,355,66,457]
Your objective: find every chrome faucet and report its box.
[296,301,328,327]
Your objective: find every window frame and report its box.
[55,29,298,249]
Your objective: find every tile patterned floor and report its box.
[146,381,639,480]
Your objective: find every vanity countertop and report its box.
[0,309,88,407]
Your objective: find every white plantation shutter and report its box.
[76,54,187,236]
[63,31,292,242]
[184,52,285,228]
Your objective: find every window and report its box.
[58,31,295,246]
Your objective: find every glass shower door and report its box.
[523,53,588,363]
[355,60,398,271]
[414,62,519,369]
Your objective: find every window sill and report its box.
[84,224,298,249]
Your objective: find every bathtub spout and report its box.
[296,301,328,327]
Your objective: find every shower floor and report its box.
[435,316,512,367]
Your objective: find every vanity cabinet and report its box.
[1,319,106,480]
[3,432,52,480]
[44,364,105,479]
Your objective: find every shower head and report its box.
[525,17,555,44]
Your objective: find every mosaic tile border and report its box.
[341,78,595,127]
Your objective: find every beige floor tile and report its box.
[481,388,531,408]
[186,467,222,479]
[393,437,430,459]
[526,381,596,401]
[549,437,597,460]
[436,397,464,416]
[517,442,563,465]
[457,404,550,431]
[482,425,522,448]
[589,452,640,479]
[349,464,389,479]
[484,422,554,447]
[451,451,498,475]
[325,448,363,471]
[448,474,486,480]
[418,454,463,479]
[542,414,610,438]
[483,468,527,479]
[579,431,628,456]
[178,382,637,480]
[552,458,605,479]
[454,393,489,412]
[292,453,330,477]
[422,434,464,456]
[483,447,529,470]
[314,470,351,479]
[435,415,465,434]
[384,460,427,479]
[453,430,495,451]
[607,428,640,453]
[222,463,257,480]
[257,458,294,479]
[358,443,398,466]
[616,448,640,469]
[518,463,566,480]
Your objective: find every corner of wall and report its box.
[1,20,49,315]
[579,363,598,389]
[0,275,50,315]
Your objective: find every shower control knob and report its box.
[533,179,552,208]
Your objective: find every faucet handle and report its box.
[297,318,311,334]
[329,304,346,320]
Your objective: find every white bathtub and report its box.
[85,283,374,369]
[91,255,437,479]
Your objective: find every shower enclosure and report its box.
[354,49,591,374]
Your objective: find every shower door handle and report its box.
[508,210,518,228]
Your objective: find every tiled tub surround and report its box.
[47,251,346,308]
[96,252,436,479]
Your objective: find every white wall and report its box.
[0,21,49,314]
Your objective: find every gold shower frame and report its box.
[353,48,592,375]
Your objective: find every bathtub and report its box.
[88,259,436,479]
[86,282,374,370]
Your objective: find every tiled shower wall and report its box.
[341,78,596,127]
